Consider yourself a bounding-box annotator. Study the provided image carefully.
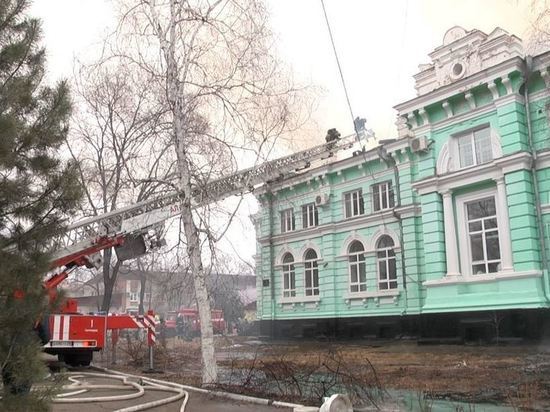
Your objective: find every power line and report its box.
[320,0,357,134]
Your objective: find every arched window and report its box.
[282,253,296,297]
[304,249,319,296]
[377,235,397,290]
[348,241,366,292]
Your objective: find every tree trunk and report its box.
[174,115,218,385]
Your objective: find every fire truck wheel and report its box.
[61,352,92,367]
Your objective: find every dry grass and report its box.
[100,336,550,408]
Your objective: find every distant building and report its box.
[67,268,256,317]
[253,27,550,340]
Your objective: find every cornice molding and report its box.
[394,57,523,114]
[412,152,532,195]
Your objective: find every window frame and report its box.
[372,181,395,212]
[456,188,504,277]
[348,241,367,293]
[282,253,296,297]
[376,235,398,290]
[304,249,320,296]
[302,203,319,229]
[280,208,295,233]
[343,189,365,219]
[455,125,493,169]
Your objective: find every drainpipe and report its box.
[378,145,408,312]
[266,189,276,337]
[522,56,550,304]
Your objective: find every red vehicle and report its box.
[165,307,226,336]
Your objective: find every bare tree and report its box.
[67,59,176,312]
[105,0,312,385]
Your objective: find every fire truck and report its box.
[165,308,226,337]
[38,131,360,367]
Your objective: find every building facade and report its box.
[253,27,550,340]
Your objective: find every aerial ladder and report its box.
[40,132,360,366]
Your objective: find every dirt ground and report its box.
[96,335,550,410]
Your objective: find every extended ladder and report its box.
[52,134,360,267]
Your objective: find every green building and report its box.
[253,27,550,340]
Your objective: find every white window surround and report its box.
[343,189,365,218]
[282,253,296,298]
[302,203,319,229]
[338,228,401,258]
[275,245,297,266]
[372,181,395,212]
[423,184,516,287]
[377,236,398,290]
[304,249,320,296]
[280,208,295,233]
[455,187,513,277]
[348,241,367,293]
[298,241,322,261]
[437,126,503,175]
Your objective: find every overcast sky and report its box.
[29,0,537,264]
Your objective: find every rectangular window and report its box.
[344,190,364,218]
[466,196,501,274]
[302,203,319,229]
[372,181,395,212]
[129,292,138,302]
[457,127,492,168]
[280,209,295,233]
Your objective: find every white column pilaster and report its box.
[495,177,514,273]
[442,190,461,276]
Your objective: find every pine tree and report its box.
[0,0,81,407]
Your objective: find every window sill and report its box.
[280,295,321,305]
[424,270,542,287]
[344,289,400,301]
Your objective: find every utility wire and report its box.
[320,0,357,136]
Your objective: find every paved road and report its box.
[50,370,294,412]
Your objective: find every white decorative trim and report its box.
[535,150,550,170]
[413,152,532,195]
[339,232,370,256]
[501,77,513,94]
[436,126,503,175]
[436,142,451,175]
[406,113,417,128]
[442,101,453,117]
[260,209,399,246]
[418,108,429,125]
[298,241,322,261]
[541,203,550,214]
[343,289,400,300]
[455,187,512,277]
[424,270,542,287]
[465,91,475,109]
[367,227,401,250]
[394,57,524,114]
[529,88,550,103]
[487,81,499,100]
[275,245,296,266]
[280,296,321,305]
[394,203,422,219]
[493,93,524,108]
